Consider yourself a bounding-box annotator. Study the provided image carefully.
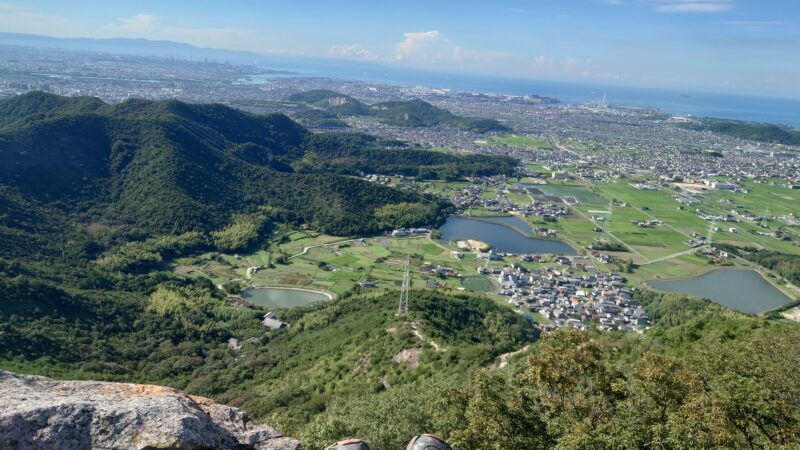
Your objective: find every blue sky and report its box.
[1,0,798,97]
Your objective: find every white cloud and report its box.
[654,1,733,13]
[329,44,378,60]
[394,30,448,61]
[105,13,161,34]
[393,30,510,67]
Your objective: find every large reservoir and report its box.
[438,216,576,255]
[649,268,792,314]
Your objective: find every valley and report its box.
[1,81,799,448]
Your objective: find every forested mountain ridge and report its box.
[3,92,798,450]
[286,89,510,133]
[0,92,516,240]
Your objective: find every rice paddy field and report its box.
[171,172,800,312]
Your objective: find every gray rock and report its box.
[0,370,300,450]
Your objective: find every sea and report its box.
[254,58,800,127]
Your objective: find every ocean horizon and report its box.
[257,59,800,128]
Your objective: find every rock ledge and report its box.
[0,370,300,450]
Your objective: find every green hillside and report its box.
[2,92,799,449]
[286,90,509,133]
[0,92,459,238]
[677,117,800,145]
[298,133,518,179]
[370,99,509,132]
[287,89,371,116]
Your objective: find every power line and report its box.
[397,256,410,316]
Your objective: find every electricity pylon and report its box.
[397,256,410,316]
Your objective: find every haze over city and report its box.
[2,2,800,450]
[1,0,798,97]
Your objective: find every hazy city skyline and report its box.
[0,0,798,97]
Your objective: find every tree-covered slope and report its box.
[370,99,509,132]
[0,276,536,446]
[287,89,371,116]
[677,116,800,145]
[298,290,800,450]
[297,133,518,179]
[0,91,105,128]
[285,90,509,133]
[0,92,456,237]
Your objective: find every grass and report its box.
[538,184,607,205]
[461,276,495,292]
[480,134,551,148]
[175,232,497,299]
[172,174,799,308]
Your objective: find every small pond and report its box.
[649,268,792,314]
[438,216,575,254]
[243,287,331,309]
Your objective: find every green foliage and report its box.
[437,323,800,449]
[96,231,208,272]
[373,202,440,229]
[677,117,800,145]
[286,90,509,133]
[147,285,259,331]
[714,243,800,286]
[211,220,261,252]
[589,241,627,252]
[297,132,517,179]
[301,380,454,450]
[4,92,800,450]
[0,93,458,239]
[370,99,509,133]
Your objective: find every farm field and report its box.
[479,134,551,148]
[172,229,509,301]
[171,173,800,317]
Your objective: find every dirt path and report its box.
[411,322,446,352]
[492,344,531,369]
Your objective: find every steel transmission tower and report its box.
[397,256,410,316]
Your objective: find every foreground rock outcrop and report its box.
[0,370,300,450]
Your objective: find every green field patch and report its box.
[461,276,494,292]
[539,185,607,205]
[365,245,391,258]
[329,270,363,281]
[422,243,444,255]
[330,282,357,295]
[628,254,715,285]
[330,254,359,266]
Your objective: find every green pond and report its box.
[243,287,331,309]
